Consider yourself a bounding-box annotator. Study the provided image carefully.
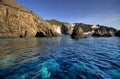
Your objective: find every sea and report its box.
[0,35,120,79]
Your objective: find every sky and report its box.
[16,0,120,29]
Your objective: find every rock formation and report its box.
[47,19,73,35]
[0,0,59,37]
[92,29,101,37]
[92,25,117,37]
[73,23,92,32]
[115,30,120,37]
[61,23,73,35]
[71,26,86,39]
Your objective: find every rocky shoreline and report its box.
[0,0,120,39]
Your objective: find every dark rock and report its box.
[73,23,92,32]
[102,32,112,37]
[61,23,73,35]
[71,26,86,39]
[92,25,117,37]
[115,30,120,37]
[92,29,101,37]
[92,33,101,37]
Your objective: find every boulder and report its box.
[61,23,73,35]
[92,29,101,37]
[115,30,120,37]
[71,26,86,39]
[0,0,59,37]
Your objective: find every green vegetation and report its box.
[46,19,65,26]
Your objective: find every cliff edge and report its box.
[0,0,59,37]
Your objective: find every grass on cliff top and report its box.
[46,19,65,26]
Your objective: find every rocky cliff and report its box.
[73,23,92,32]
[92,25,117,37]
[71,26,86,39]
[47,19,73,35]
[61,23,73,35]
[0,0,59,37]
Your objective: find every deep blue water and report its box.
[0,35,120,79]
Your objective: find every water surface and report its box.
[0,36,120,79]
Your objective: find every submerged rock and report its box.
[115,30,120,37]
[71,26,86,39]
[0,0,59,37]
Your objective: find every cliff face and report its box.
[0,0,59,37]
[47,19,73,35]
[71,25,86,39]
[73,23,92,32]
[61,23,73,35]
[92,25,117,37]
[0,5,37,37]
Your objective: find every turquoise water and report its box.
[0,36,120,79]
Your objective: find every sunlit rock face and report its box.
[0,5,37,37]
[92,25,100,29]
[52,25,61,35]
[56,27,61,34]
[0,0,59,37]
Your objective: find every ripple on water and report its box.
[0,36,120,79]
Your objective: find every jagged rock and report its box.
[33,14,60,37]
[71,26,86,39]
[0,5,37,37]
[0,0,59,37]
[73,23,92,32]
[47,19,73,35]
[92,29,101,37]
[115,30,120,37]
[61,23,73,35]
[92,25,117,37]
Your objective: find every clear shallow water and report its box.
[0,36,120,79]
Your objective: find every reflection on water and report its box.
[0,37,61,67]
[0,36,120,79]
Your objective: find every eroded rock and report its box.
[71,26,86,39]
[0,0,59,37]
